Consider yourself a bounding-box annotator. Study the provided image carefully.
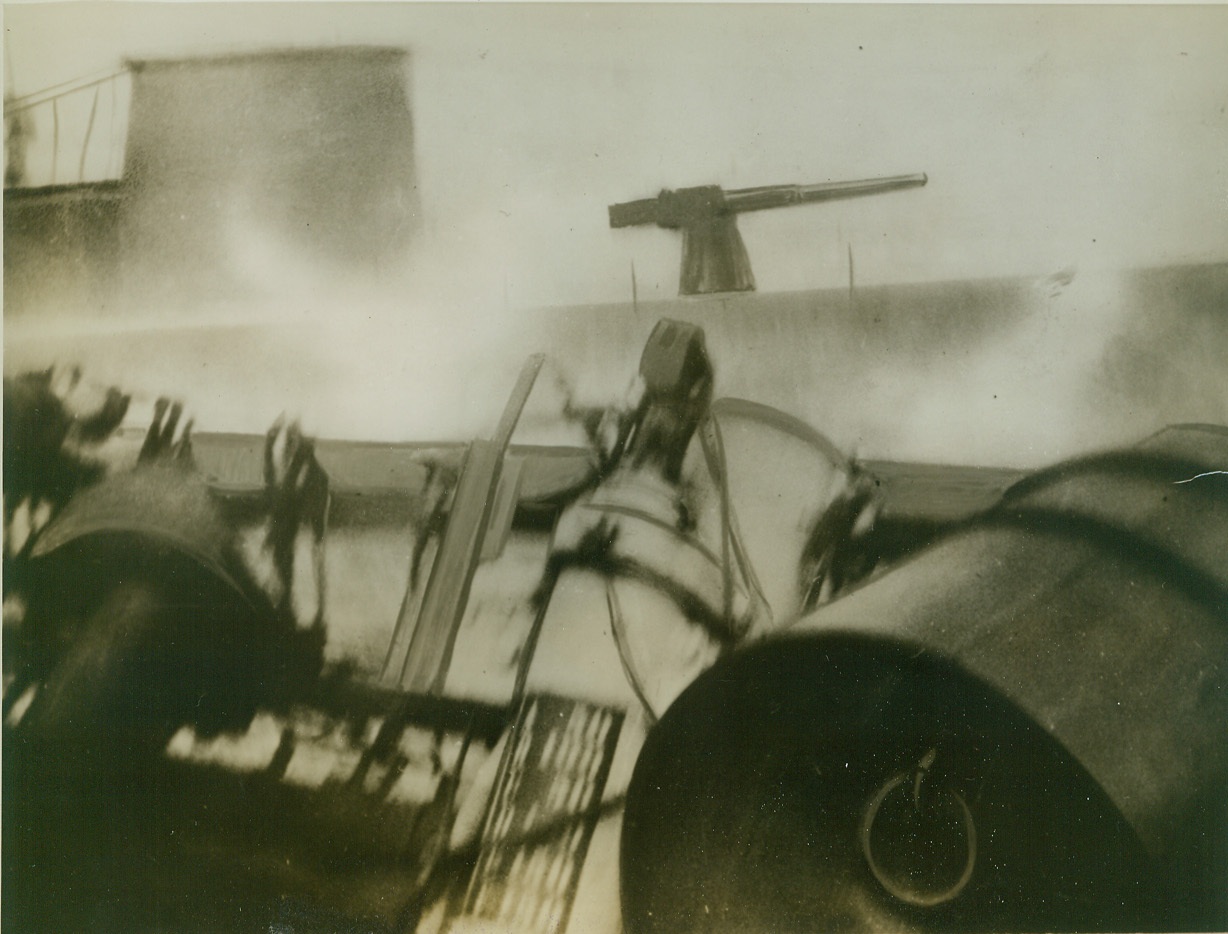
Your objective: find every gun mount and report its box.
[609,173,927,296]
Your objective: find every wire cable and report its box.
[605,580,658,726]
[698,413,772,635]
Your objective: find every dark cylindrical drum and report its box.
[622,425,1228,932]
[17,465,313,762]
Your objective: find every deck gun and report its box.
[609,173,927,295]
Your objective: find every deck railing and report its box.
[5,67,129,188]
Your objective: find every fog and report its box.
[5,3,1228,467]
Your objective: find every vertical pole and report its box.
[383,354,545,692]
[79,85,100,182]
[106,76,117,178]
[50,97,59,185]
[848,243,856,313]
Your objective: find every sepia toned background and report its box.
[5,2,1227,466]
[5,5,1228,933]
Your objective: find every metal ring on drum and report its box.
[859,758,977,908]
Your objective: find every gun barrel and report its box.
[609,197,665,229]
[724,172,928,214]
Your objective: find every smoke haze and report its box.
[5,4,1227,467]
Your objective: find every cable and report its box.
[698,413,772,635]
[605,580,658,726]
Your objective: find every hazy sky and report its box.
[5,3,1228,466]
[6,2,1228,308]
